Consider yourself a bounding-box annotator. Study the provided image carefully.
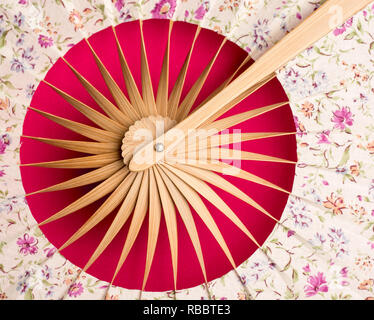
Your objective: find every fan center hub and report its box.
[121,115,176,167]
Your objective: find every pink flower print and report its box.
[0,134,10,155]
[38,34,53,48]
[303,264,311,273]
[331,107,353,130]
[151,0,177,19]
[304,272,329,297]
[17,233,38,255]
[194,4,207,20]
[68,282,84,297]
[293,116,306,137]
[114,0,125,11]
[287,230,295,237]
[333,17,353,36]
[317,130,331,144]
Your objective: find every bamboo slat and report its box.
[62,57,132,127]
[26,160,124,196]
[20,153,120,169]
[168,26,201,120]
[39,167,129,226]
[82,172,143,272]
[22,135,120,155]
[156,21,173,117]
[85,38,140,122]
[29,107,120,143]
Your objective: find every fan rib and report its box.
[112,26,147,118]
[175,38,227,122]
[142,167,162,291]
[61,57,132,127]
[162,163,260,247]
[157,165,208,284]
[197,72,275,129]
[178,132,296,155]
[181,160,290,195]
[156,20,173,117]
[26,160,124,196]
[139,20,157,116]
[196,55,251,110]
[38,167,129,226]
[58,172,137,252]
[22,135,120,155]
[20,153,120,169]
[111,170,150,284]
[168,26,201,119]
[153,165,178,290]
[202,101,288,132]
[168,162,278,223]
[160,164,236,269]
[82,172,144,273]
[28,107,120,143]
[85,38,141,122]
[175,147,296,164]
[43,80,125,135]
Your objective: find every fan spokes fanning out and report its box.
[21,20,296,293]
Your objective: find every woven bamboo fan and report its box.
[21,17,295,294]
[1,0,374,300]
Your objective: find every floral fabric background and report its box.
[0,0,374,300]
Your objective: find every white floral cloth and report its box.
[0,0,373,300]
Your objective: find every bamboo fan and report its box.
[15,0,372,297]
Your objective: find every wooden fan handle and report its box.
[129,0,371,172]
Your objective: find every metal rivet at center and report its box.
[154,142,165,152]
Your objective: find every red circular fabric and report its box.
[20,19,297,292]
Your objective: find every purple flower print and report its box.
[11,47,36,72]
[252,19,271,51]
[16,277,29,293]
[333,17,353,36]
[16,33,25,46]
[340,267,349,286]
[114,0,125,12]
[0,134,10,154]
[26,83,36,98]
[68,282,84,297]
[10,58,24,73]
[17,233,38,255]
[328,227,349,257]
[304,272,329,297]
[18,0,28,4]
[151,0,177,19]
[13,12,24,27]
[331,107,353,130]
[43,247,57,258]
[0,170,5,177]
[41,265,52,280]
[38,34,53,48]
[195,4,207,20]
[293,116,306,137]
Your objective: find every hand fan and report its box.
[0,0,373,300]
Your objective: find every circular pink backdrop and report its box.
[20,19,297,291]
